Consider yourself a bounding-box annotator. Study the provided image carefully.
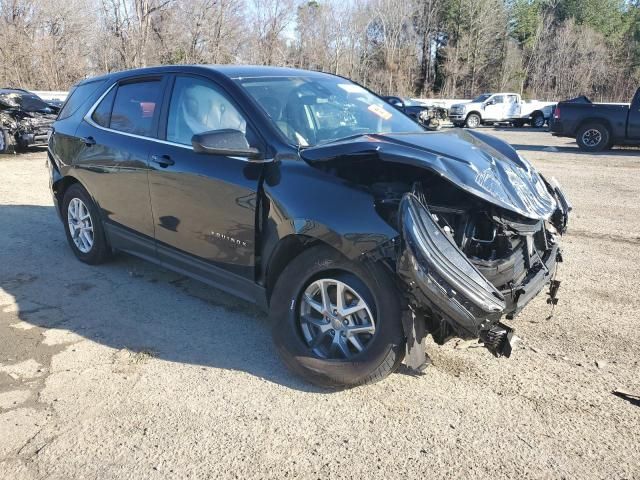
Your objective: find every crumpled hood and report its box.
[300,129,557,220]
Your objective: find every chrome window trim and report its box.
[83,80,272,162]
[84,81,192,151]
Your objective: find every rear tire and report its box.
[62,183,111,265]
[576,122,612,151]
[532,112,545,128]
[465,113,481,129]
[270,245,405,388]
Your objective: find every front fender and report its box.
[260,160,398,265]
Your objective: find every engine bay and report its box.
[322,160,557,292]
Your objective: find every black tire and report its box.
[465,113,481,129]
[270,245,405,388]
[576,122,612,152]
[512,120,525,128]
[62,183,111,264]
[532,112,545,128]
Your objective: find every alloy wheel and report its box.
[467,115,480,128]
[67,197,94,253]
[298,278,376,359]
[582,128,602,147]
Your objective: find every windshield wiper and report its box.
[312,132,375,147]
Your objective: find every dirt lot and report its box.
[1,128,639,479]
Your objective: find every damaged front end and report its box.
[0,90,58,153]
[397,189,564,361]
[301,129,571,364]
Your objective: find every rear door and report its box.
[505,95,520,118]
[147,73,265,282]
[73,76,167,253]
[626,88,640,139]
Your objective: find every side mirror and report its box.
[192,129,263,160]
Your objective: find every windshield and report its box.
[236,76,423,147]
[0,92,53,113]
[471,94,491,103]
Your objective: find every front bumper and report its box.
[398,193,567,354]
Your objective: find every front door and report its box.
[147,74,264,281]
[483,95,506,121]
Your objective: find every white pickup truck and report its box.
[448,93,555,129]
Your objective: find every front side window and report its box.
[492,95,505,104]
[236,76,422,147]
[167,76,247,146]
[110,80,162,136]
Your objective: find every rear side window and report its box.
[110,80,162,137]
[91,87,116,127]
[58,79,105,120]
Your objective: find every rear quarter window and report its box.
[91,87,116,127]
[57,79,106,120]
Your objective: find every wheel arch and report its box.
[263,234,346,304]
[466,111,482,120]
[576,117,613,137]
[52,175,81,215]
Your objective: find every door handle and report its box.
[151,154,174,168]
[81,136,96,146]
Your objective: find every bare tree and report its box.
[248,0,297,65]
[0,0,636,102]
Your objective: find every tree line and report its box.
[0,0,638,101]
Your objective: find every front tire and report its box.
[465,113,481,129]
[270,245,405,388]
[576,123,612,151]
[62,183,111,264]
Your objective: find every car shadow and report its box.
[0,204,329,393]
[510,144,640,156]
[487,126,548,132]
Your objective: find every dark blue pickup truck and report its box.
[550,88,640,151]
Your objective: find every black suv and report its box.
[48,65,570,387]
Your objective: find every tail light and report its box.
[553,105,560,120]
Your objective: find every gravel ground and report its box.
[0,128,639,479]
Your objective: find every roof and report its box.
[77,64,333,86]
[0,88,32,95]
